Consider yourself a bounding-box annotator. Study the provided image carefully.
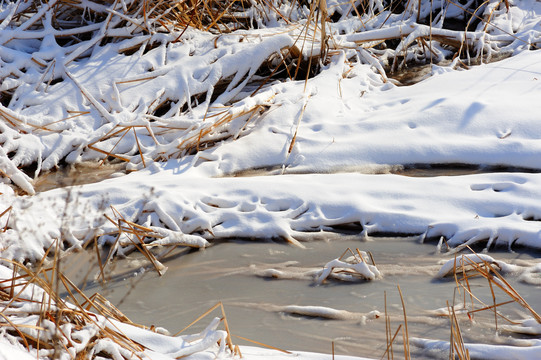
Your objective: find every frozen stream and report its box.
[63,234,541,359]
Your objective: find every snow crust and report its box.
[238,302,381,322]
[197,49,541,176]
[436,253,505,278]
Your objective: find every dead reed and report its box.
[447,299,470,360]
[449,246,541,326]
[174,300,291,356]
[432,246,541,359]
[379,284,413,360]
[103,205,168,276]
[378,244,540,360]
[0,254,146,359]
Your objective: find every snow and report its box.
[0,337,35,360]
[1,0,541,359]
[315,252,381,283]
[235,346,373,360]
[436,253,507,278]
[239,303,381,322]
[4,170,541,262]
[502,318,541,335]
[411,337,541,360]
[196,49,541,175]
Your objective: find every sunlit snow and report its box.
[1,0,541,358]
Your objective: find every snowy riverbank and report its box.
[1,0,541,358]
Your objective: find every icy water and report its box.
[65,234,541,359]
[32,162,125,192]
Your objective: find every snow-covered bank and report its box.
[2,28,541,263]
[3,170,541,262]
[189,49,541,176]
[2,0,541,194]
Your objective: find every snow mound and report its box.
[436,253,505,278]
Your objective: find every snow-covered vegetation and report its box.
[1,0,541,358]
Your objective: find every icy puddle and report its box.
[32,162,126,192]
[66,236,541,359]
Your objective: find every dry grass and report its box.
[378,245,540,360]
[174,300,292,356]
[449,246,541,326]
[431,246,541,359]
[0,254,147,359]
[447,299,470,360]
[103,205,168,276]
[397,284,410,360]
[174,301,236,353]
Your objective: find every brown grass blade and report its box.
[397,284,410,360]
[380,324,402,360]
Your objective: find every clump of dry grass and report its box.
[447,298,470,360]
[445,246,541,326]
[381,244,540,360]
[0,255,146,358]
[380,285,411,360]
[431,246,541,359]
[0,246,295,359]
[0,249,241,359]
